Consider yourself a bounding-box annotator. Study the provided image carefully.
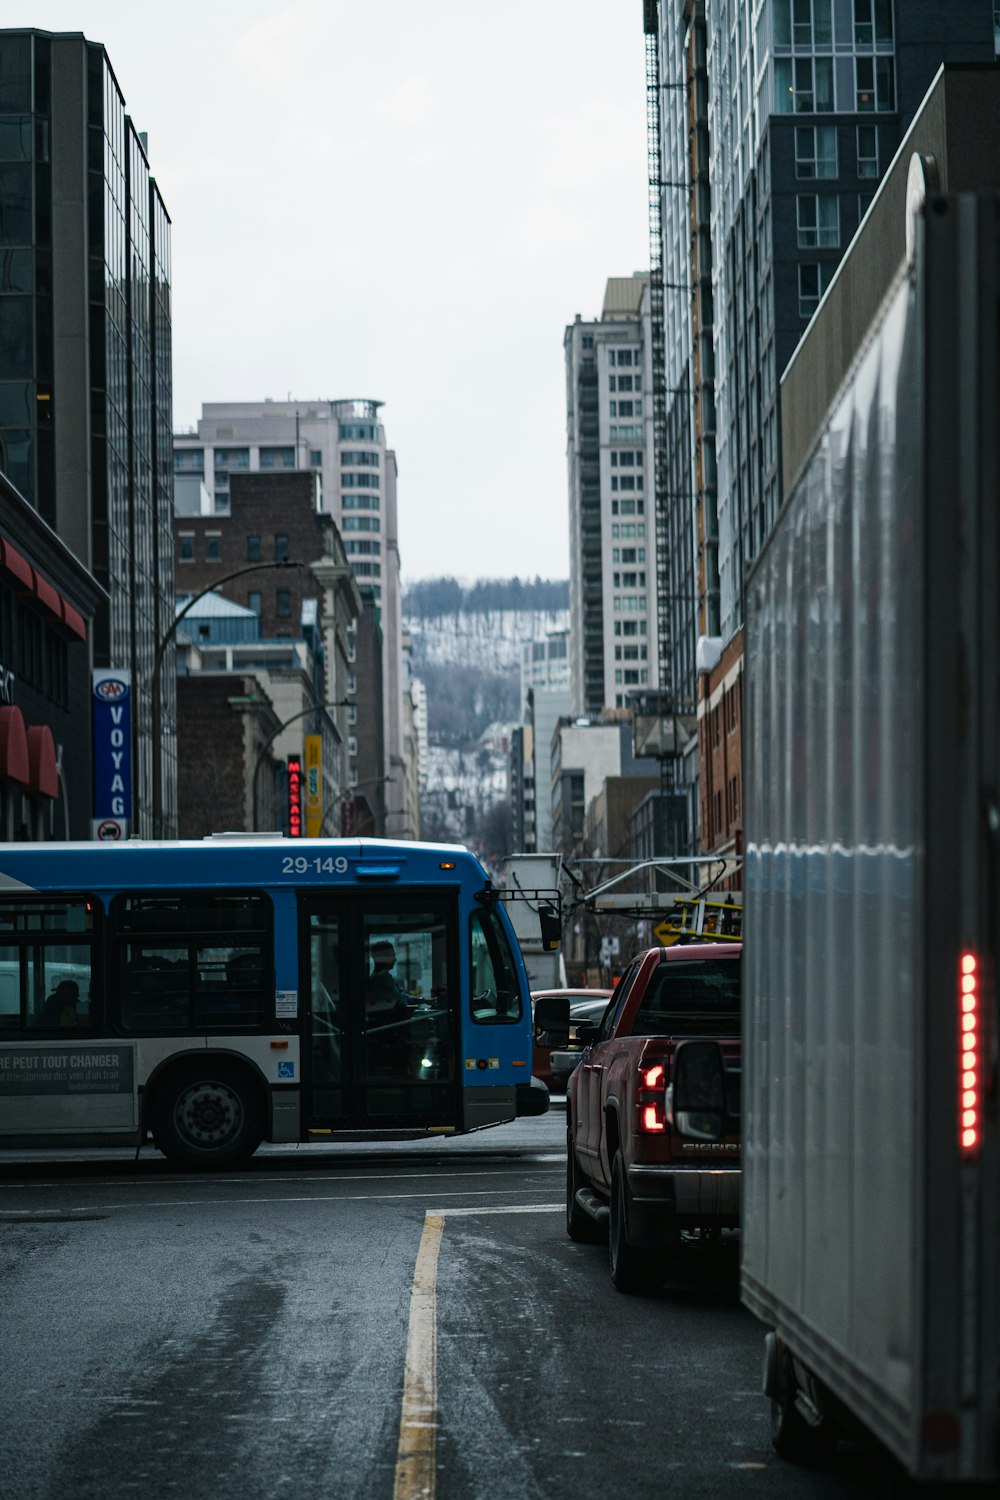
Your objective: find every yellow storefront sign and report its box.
[305,735,323,837]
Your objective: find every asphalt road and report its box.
[0,1110,919,1500]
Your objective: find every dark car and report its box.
[532,988,613,1093]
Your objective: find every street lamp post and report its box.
[251,700,351,833]
[151,559,302,838]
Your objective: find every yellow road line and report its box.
[394,1212,444,1500]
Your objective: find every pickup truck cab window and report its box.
[632,957,741,1037]
[595,963,639,1041]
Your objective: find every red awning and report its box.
[2,536,90,640]
[26,724,58,798]
[0,706,30,785]
[32,568,62,619]
[0,538,34,592]
[60,598,87,640]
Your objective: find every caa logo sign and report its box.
[92,669,132,825]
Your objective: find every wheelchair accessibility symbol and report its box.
[277,1061,295,1079]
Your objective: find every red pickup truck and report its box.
[564,941,741,1293]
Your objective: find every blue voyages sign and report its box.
[92,670,132,840]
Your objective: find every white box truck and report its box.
[502,853,565,992]
[742,193,998,1481]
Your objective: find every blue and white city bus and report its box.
[0,835,559,1167]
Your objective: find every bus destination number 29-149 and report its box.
[281,855,350,875]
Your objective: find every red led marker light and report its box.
[959,953,980,1153]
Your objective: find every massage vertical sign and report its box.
[287,755,303,837]
[304,734,322,837]
[92,670,132,841]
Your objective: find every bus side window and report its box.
[469,907,523,1025]
[195,947,267,1026]
[120,951,189,1031]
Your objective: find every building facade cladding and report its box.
[550,719,659,855]
[565,317,602,716]
[652,2,707,712]
[705,0,997,642]
[565,285,659,719]
[0,473,106,840]
[0,29,174,836]
[510,723,536,852]
[172,398,408,829]
[696,624,743,856]
[176,673,282,838]
[172,469,364,807]
[349,588,387,835]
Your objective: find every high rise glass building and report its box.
[705,0,997,640]
[647,1,998,648]
[565,276,660,719]
[0,29,174,834]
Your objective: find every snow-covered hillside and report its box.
[403,579,569,843]
[409,608,570,672]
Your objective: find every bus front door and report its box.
[302,894,460,1131]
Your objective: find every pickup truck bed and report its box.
[565,942,741,1292]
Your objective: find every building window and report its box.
[309,449,322,466]
[178,534,194,561]
[274,533,289,562]
[774,54,833,114]
[795,125,837,179]
[341,472,380,489]
[276,590,291,618]
[341,451,380,468]
[773,0,834,49]
[797,194,840,248]
[173,449,204,474]
[799,263,832,319]
[206,533,221,561]
[247,535,262,561]
[856,54,894,111]
[342,493,380,511]
[853,0,894,48]
[214,448,249,471]
[259,447,295,469]
[248,591,262,615]
[857,124,879,178]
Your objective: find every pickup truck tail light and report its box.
[638,1061,667,1133]
[960,952,980,1154]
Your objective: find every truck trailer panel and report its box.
[743,195,999,1480]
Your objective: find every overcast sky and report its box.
[22,2,650,583]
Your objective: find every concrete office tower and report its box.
[173,399,408,831]
[565,276,660,719]
[517,629,571,852]
[0,29,174,834]
[701,0,997,640]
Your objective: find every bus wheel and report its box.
[154,1062,262,1169]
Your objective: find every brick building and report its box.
[176,674,282,837]
[697,627,743,861]
[172,470,373,831]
